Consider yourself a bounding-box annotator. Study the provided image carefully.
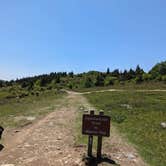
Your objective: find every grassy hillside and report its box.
[0,87,66,128]
[84,91,166,166]
[74,82,166,92]
[0,61,166,91]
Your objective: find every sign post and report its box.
[87,110,94,157]
[97,111,104,159]
[82,110,110,161]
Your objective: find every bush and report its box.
[142,73,152,81]
[47,86,52,90]
[36,92,39,96]
[68,83,73,89]
[162,75,166,83]
[135,76,143,84]
[112,114,127,123]
[83,77,93,88]
[31,91,35,95]
[104,76,117,86]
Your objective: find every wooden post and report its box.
[87,110,94,157]
[97,111,104,159]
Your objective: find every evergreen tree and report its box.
[112,69,120,77]
[84,77,93,88]
[128,68,136,79]
[69,72,74,78]
[95,74,104,86]
[106,68,110,75]
[135,65,144,76]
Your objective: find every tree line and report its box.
[0,61,166,89]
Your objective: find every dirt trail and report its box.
[74,89,166,95]
[0,92,148,166]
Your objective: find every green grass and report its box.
[75,108,88,145]
[74,82,166,92]
[84,91,166,166]
[0,89,66,128]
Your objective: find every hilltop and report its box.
[0,61,166,91]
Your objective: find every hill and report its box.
[0,61,166,93]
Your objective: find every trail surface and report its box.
[0,92,148,166]
[74,89,166,95]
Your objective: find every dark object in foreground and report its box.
[83,154,119,166]
[0,126,4,139]
[0,144,4,151]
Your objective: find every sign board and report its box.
[82,114,110,137]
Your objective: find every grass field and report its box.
[84,91,166,166]
[74,82,166,92]
[0,88,66,128]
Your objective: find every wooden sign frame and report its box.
[82,114,110,137]
[82,110,111,159]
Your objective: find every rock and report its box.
[26,116,36,121]
[125,153,136,160]
[161,122,166,129]
[14,116,36,122]
[14,130,20,133]
[24,143,31,147]
[114,153,123,160]
[57,137,62,140]
[75,159,81,164]
[120,104,132,109]
[49,122,54,126]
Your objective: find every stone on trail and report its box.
[161,122,166,129]
[125,153,136,160]
[49,122,54,126]
[26,116,36,121]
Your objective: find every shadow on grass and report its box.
[0,144,4,151]
[83,155,120,166]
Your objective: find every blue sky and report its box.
[0,0,166,80]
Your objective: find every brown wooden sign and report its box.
[82,114,110,137]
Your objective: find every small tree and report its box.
[162,75,166,83]
[69,71,74,78]
[84,77,93,88]
[142,73,151,81]
[27,81,34,91]
[21,81,28,88]
[104,76,117,86]
[68,83,73,89]
[112,69,120,77]
[135,75,143,84]
[95,74,104,86]
[106,68,110,75]
[128,68,136,79]
[135,65,144,76]
[0,80,4,88]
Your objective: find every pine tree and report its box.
[106,68,110,75]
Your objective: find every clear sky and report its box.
[0,0,166,80]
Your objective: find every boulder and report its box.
[161,122,166,129]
